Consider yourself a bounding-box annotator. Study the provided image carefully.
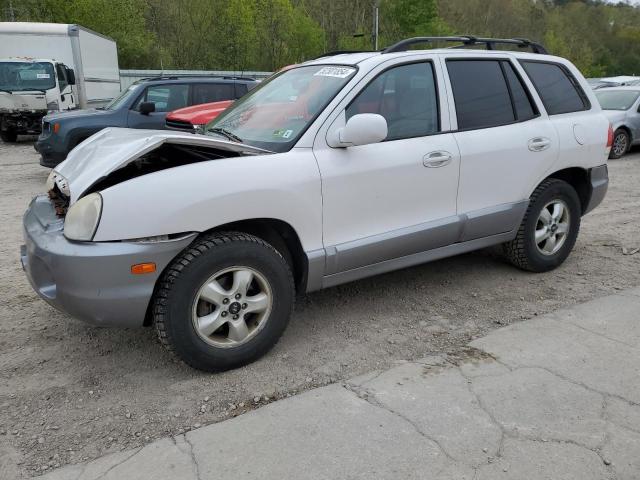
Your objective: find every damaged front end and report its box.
[53,127,272,205]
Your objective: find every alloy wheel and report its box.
[192,266,273,348]
[535,200,570,256]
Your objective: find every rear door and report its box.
[191,82,237,105]
[127,83,190,129]
[442,56,559,240]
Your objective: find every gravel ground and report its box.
[0,138,639,477]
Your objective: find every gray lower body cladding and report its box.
[584,165,608,215]
[21,195,196,327]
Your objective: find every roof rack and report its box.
[382,36,547,55]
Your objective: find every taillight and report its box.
[606,124,613,149]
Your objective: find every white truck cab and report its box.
[0,57,77,140]
[0,22,120,142]
[22,36,610,372]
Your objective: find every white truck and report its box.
[0,22,120,142]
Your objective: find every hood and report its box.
[0,92,46,112]
[601,109,627,124]
[44,108,107,121]
[167,100,234,125]
[54,127,272,203]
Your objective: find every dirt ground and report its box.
[0,138,638,477]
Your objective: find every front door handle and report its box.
[528,137,551,152]
[423,151,453,168]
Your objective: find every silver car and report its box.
[595,86,640,159]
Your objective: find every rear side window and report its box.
[501,61,537,121]
[447,60,514,130]
[346,62,439,141]
[520,61,589,115]
[192,83,235,104]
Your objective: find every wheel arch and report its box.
[539,167,591,215]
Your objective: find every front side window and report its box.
[55,64,68,92]
[520,61,589,115]
[346,62,439,140]
[595,90,640,111]
[192,83,235,104]
[205,64,356,152]
[447,59,515,130]
[136,84,189,112]
[0,61,56,92]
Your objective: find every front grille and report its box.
[166,119,195,133]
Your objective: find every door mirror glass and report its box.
[139,101,156,115]
[329,113,387,148]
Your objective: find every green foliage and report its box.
[2,0,640,76]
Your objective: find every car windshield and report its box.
[0,61,56,92]
[596,90,640,110]
[103,84,140,110]
[204,65,357,152]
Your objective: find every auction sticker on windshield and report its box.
[314,66,356,78]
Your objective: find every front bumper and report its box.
[21,195,196,327]
[584,165,609,215]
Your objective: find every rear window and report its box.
[520,61,589,115]
[595,90,640,111]
[447,60,515,130]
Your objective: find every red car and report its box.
[165,99,234,134]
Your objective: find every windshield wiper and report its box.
[208,127,243,143]
[0,89,12,94]
[18,88,47,94]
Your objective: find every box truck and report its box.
[0,22,120,141]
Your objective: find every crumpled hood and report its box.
[54,127,272,204]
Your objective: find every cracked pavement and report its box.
[32,288,640,480]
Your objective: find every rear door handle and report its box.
[423,151,453,168]
[528,137,551,152]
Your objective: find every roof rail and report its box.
[138,75,258,82]
[382,36,548,55]
[313,50,373,60]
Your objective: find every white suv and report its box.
[22,36,610,371]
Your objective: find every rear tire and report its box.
[0,130,17,143]
[609,128,629,159]
[152,232,295,372]
[503,179,581,272]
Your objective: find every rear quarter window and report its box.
[520,61,589,115]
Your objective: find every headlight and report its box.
[64,193,102,241]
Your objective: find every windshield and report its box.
[0,62,56,92]
[103,84,141,110]
[205,65,357,152]
[596,90,640,110]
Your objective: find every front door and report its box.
[127,83,190,129]
[313,61,461,275]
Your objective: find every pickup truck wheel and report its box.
[0,130,17,143]
[503,179,581,272]
[152,232,295,372]
[609,129,629,159]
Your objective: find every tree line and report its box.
[2,0,640,77]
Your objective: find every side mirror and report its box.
[65,67,76,85]
[328,113,388,148]
[139,101,156,115]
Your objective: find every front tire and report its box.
[0,130,17,143]
[503,179,581,272]
[609,128,629,159]
[152,232,295,372]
